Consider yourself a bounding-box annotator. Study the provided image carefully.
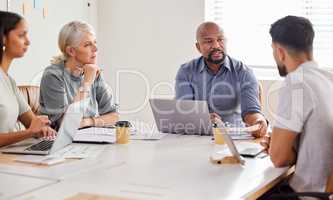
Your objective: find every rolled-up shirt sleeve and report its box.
[175,65,194,100]
[274,78,313,133]
[39,70,68,127]
[95,74,117,115]
[238,67,262,119]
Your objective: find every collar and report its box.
[199,56,231,73]
[298,60,318,69]
[0,67,8,78]
[60,61,83,81]
[291,60,318,75]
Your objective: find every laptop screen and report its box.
[149,99,212,135]
[49,100,87,154]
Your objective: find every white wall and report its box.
[0,0,98,85]
[1,0,279,123]
[97,0,204,122]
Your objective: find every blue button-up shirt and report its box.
[175,56,261,124]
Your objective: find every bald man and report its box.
[175,22,267,137]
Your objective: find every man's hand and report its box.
[210,113,221,124]
[260,135,271,153]
[251,118,268,138]
[244,113,268,138]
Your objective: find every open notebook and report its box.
[74,127,116,143]
[73,122,167,143]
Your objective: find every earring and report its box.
[2,46,5,51]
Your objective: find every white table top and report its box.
[0,134,290,200]
[0,172,56,200]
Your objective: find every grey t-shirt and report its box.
[39,62,117,129]
[0,68,30,132]
[274,61,333,192]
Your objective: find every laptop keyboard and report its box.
[26,140,54,151]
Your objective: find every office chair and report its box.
[259,81,264,109]
[269,169,333,200]
[16,85,41,130]
[18,85,40,114]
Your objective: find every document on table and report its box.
[226,124,260,132]
[226,124,260,140]
[14,144,107,161]
[230,134,254,140]
[14,155,66,165]
[130,121,167,140]
[51,143,107,159]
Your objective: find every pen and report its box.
[258,153,269,159]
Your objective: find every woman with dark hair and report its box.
[0,11,55,147]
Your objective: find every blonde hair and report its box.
[51,21,95,65]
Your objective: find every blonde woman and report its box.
[0,11,55,147]
[39,21,118,130]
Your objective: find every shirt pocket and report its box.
[209,81,239,113]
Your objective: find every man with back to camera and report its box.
[175,22,267,137]
[260,15,333,197]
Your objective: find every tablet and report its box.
[220,132,245,165]
[239,147,265,158]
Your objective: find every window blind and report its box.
[205,0,333,69]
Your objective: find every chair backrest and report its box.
[18,85,40,115]
[325,168,333,192]
[269,168,333,200]
[258,81,264,109]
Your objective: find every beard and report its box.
[206,49,226,65]
[277,64,288,77]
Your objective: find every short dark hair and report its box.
[0,11,23,63]
[269,15,314,53]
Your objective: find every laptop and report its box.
[149,99,212,135]
[1,100,86,155]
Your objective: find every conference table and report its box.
[0,133,292,200]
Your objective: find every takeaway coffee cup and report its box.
[115,121,131,144]
[213,127,225,145]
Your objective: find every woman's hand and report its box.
[83,64,100,85]
[28,116,57,140]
